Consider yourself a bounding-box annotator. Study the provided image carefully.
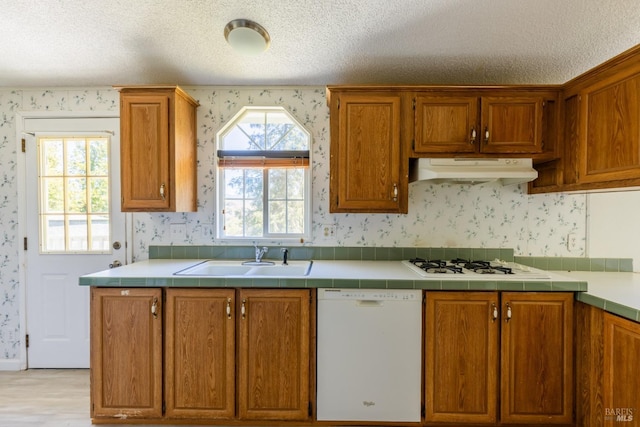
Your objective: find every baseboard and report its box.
[0,358,24,371]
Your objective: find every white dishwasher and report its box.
[316,288,422,422]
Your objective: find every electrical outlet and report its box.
[320,224,336,239]
[566,232,577,252]
[170,223,187,240]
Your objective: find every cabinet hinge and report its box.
[25,334,29,348]
[413,98,416,110]
[162,401,166,414]
[23,237,27,251]
[337,98,340,109]
[421,403,425,417]
[308,401,313,416]
[21,138,26,153]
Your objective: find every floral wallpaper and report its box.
[0,86,587,363]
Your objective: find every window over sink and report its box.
[216,107,311,240]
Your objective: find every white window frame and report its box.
[215,106,312,242]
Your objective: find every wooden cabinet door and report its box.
[603,312,640,426]
[165,289,235,419]
[481,96,543,153]
[238,289,310,421]
[578,73,640,184]
[500,292,573,424]
[425,292,499,424]
[414,95,478,154]
[120,93,171,211]
[90,288,162,419]
[330,93,406,213]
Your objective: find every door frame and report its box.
[16,111,132,370]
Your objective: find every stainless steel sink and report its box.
[175,260,313,277]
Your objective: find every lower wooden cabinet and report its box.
[238,289,310,420]
[91,286,584,426]
[91,287,311,423]
[90,288,163,419]
[577,301,640,426]
[603,312,640,426]
[425,292,499,423]
[425,291,574,425]
[501,292,574,424]
[164,288,235,419]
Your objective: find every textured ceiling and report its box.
[2,0,640,87]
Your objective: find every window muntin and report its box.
[38,136,111,253]
[216,107,310,240]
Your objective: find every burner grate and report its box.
[403,258,550,280]
[409,258,514,274]
[409,258,464,274]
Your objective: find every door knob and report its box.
[109,260,122,268]
[112,241,121,250]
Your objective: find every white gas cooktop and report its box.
[402,259,552,280]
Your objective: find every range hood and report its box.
[409,158,538,186]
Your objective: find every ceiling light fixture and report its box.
[224,19,271,55]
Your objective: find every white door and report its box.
[23,116,127,368]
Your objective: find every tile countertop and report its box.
[79,259,640,322]
[79,259,586,291]
[560,271,640,322]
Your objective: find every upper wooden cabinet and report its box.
[533,44,640,193]
[481,96,543,153]
[414,95,478,154]
[577,72,640,185]
[328,86,559,210]
[117,85,199,212]
[415,94,544,155]
[328,90,409,213]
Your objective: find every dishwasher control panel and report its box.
[318,288,421,301]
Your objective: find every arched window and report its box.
[216,107,311,239]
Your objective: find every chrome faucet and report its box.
[281,248,289,265]
[254,243,269,263]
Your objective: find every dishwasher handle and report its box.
[356,300,384,307]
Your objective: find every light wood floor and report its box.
[0,369,258,427]
[0,369,93,426]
